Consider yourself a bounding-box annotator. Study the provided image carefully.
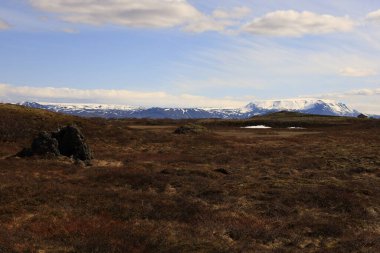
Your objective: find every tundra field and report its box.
[0,103,380,253]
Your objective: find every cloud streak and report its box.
[243,10,355,37]
[27,1,373,37]
[29,0,201,28]
[339,67,377,77]
[0,18,10,30]
[61,28,78,34]
[29,0,230,32]
[0,83,247,108]
[344,88,380,96]
[366,9,380,21]
[212,7,251,20]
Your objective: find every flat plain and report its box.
[0,104,379,253]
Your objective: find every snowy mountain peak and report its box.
[245,99,359,117]
[246,98,328,110]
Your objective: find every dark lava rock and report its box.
[32,131,60,156]
[174,124,207,134]
[214,168,230,175]
[52,125,92,163]
[17,125,92,165]
[17,131,59,157]
[16,148,33,158]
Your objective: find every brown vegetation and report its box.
[0,103,380,252]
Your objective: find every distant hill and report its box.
[20,99,361,119]
[0,103,103,144]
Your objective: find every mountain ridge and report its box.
[19,99,361,119]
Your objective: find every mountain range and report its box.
[19,99,365,119]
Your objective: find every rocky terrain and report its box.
[17,125,92,165]
[0,103,379,252]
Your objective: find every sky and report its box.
[0,0,379,113]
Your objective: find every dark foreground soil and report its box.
[0,104,379,253]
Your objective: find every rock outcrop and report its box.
[174,124,207,135]
[17,125,92,165]
[32,131,60,156]
[357,114,368,119]
[52,126,92,162]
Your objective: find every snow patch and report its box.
[242,125,272,129]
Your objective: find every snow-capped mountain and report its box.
[244,99,359,117]
[20,99,361,119]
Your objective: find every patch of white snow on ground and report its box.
[242,125,272,129]
[288,127,306,129]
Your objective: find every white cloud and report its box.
[0,18,10,30]
[0,83,247,108]
[243,10,355,37]
[339,67,377,77]
[344,88,380,96]
[182,16,226,33]
[29,0,201,28]
[212,7,251,20]
[309,88,380,114]
[29,0,228,32]
[366,9,380,21]
[28,0,256,33]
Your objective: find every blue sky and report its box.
[0,0,379,113]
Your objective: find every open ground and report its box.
[0,104,379,252]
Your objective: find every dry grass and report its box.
[0,104,380,252]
